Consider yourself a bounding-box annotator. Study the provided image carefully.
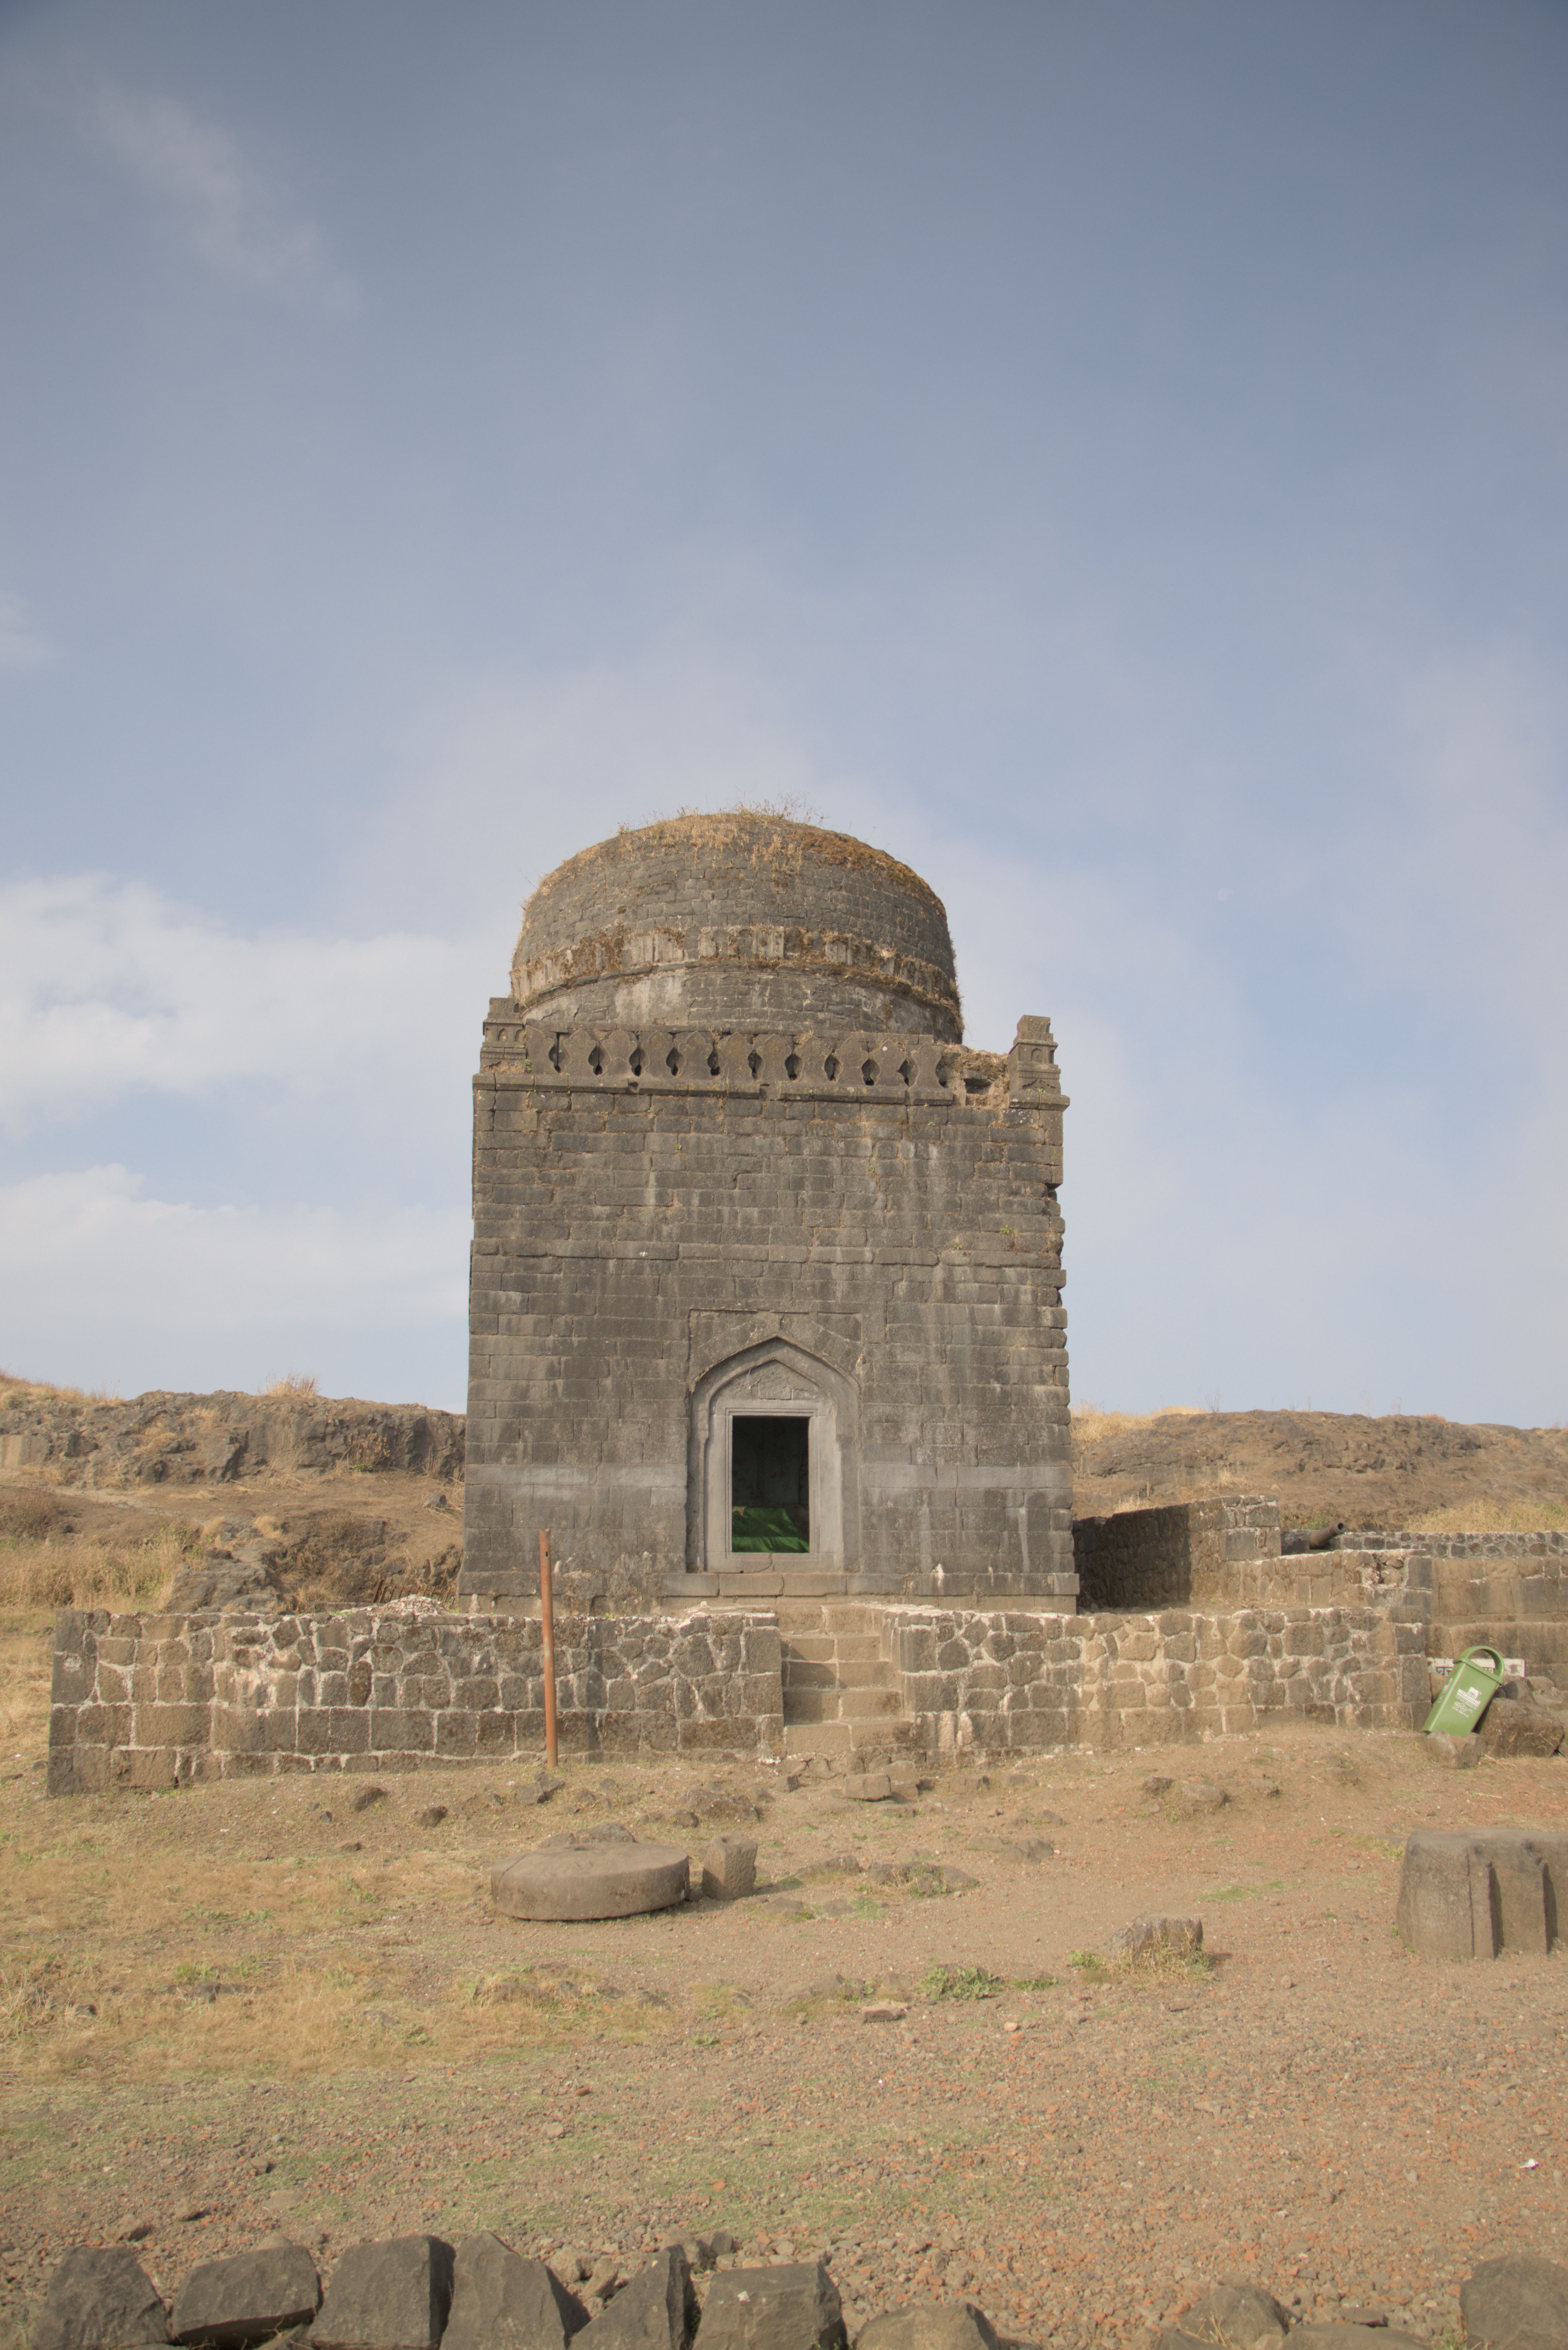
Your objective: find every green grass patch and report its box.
[921,1962,1003,2001]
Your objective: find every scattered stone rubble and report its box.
[28,2238,1568,2350]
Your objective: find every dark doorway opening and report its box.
[730,1415,810,1553]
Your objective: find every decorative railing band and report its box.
[477,1022,1065,1109]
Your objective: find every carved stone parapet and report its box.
[476,1021,1061,1113]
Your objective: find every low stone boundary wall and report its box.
[47,1603,784,1793]
[1341,1528,1568,1558]
[48,1579,1528,1790]
[1270,1548,1568,1681]
[881,1602,1428,1753]
[1073,1496,1281,1610]
[1072,1506,1568,1684]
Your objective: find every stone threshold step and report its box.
[781,1721,921,1759]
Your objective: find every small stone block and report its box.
[443,2234,589,2350]
[170,2245,321,2347]
[701,1835,758,1901]
[1176,2281,1291,2349]
[32,2248,170,2350]
[312,2235,455,2350]
[697,2263,847,2350]
[1106,1914,1204,1962]
[855,2304,1001,2350]
[572,2249,696,2350]
[1461,2253,1568,2350]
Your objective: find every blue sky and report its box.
[2,0,1566,1421]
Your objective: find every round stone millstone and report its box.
[490,1842,690,1922]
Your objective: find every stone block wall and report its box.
[1277,1538,1568,1681]
[1410,1552,1568,1683]
[880,1602,1429,1753]
[1072,1496,1282,1610]
[47,1604,783,1793]
[464,1021,1072,1604]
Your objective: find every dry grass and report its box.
[0,1522,189,1612]
[0,1828,672,2081]
[263,1372,320,1397]
[0,1524,191,1749]
[0,1369,120,1408]
[1070,1403,1210,1448]
[0,1617,53,1750]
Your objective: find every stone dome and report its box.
[511,812,963,1040]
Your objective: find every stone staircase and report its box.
[776,1601,919,1764]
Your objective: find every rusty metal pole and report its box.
[539,1528,558,1770]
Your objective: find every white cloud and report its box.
[0,875,489,1135]
[0,590,57,672]
[0,1166,466,1334]
[92,86,354,307]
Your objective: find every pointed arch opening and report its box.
[686,1339,861,1573]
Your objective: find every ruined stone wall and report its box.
[881,1602,1429,1753]
[464,1020,1072,1604]
[1072,1497,1282,1610]
[47,1604,783,1793]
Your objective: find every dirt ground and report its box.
[4,1729,1565,2350]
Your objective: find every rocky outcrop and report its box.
[0,1389,463,1489]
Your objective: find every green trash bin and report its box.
[1423,1645,1506,1736]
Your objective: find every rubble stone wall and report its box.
[47,1605,784,1794]
[881,1601,1429,1753]
[1340,1529,1568,1558]
[49,1590,1440,1794]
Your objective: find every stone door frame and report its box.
[686,1337,861,1573]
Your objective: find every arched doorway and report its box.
[686,1339,860,1574]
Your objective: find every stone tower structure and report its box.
[460,812,1074,1608]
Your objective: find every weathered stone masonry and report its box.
[48,1592,1433,1791]
[462,813,1075,1610]
[882,1602,1430,1752]
[47,1605,784,1793]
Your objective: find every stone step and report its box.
[781,1719,921,1760]
[828,1632,887,1664]
[781,1659,840,1692]
[781,1690,836,1724]
[781,1647,898,1681]
[780,1632,839,1664]
[838,1687,905,1719]
[783,1681,907,1724]
[780,1720,857,1757]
